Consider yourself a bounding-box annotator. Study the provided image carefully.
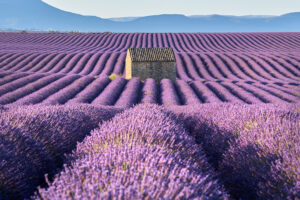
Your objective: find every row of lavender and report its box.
[169,103,300,199]
[2,103,297,199]
[33,104,229,199]
[0,52,299,81]
[0,104,123,199]
[1,102,299,199]
[0,73,298,106]
[0,32,299,54]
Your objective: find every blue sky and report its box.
[42,0,300,18]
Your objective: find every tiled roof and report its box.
[128,48,175,62]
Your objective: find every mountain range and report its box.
[0,0,299,32]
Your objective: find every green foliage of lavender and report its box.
[34,104,229,199]
[170,103,300,200]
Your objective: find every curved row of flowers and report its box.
[34,104,228,199]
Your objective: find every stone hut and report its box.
[125,48,176,83]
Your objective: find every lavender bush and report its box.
[12,74,80,105]
[91,77,126,106]
[140,78,158,104]
[0,105,8,112]
[114,77,141,108]
[66,76,111,104]
[170,103,300,199]
[0,74,44,97]
[0,104,122,200]
[160,79,181,106]
[34,104,229,199]
[0,122,55,200]
[42,76,94,105]
[0,74,62,105]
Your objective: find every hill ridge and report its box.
[0,0,299,32]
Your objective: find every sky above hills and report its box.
[0,0,299,32]
[42,0,300,18]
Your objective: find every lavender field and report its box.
[0,32,299,105]
[0,32,299,200]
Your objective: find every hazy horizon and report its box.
[1,0,299,32]
[41,0,300,18]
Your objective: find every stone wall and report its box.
[129,61,176,83]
